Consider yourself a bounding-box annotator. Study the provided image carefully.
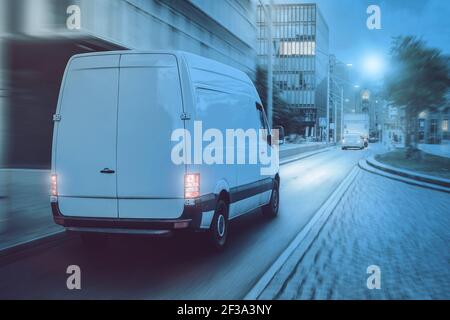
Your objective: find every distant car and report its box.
[369,137,378,143]
[341,134,365,150]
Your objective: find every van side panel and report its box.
[116,54,185,219]
[187,62,265,219]
[55,55,120,218]
[193,88,238,207]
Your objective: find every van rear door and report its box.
[55,55,120,218]
[116,54,185,219]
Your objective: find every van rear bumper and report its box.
[51,201,206,233]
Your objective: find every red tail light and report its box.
[51,174,58,196]
[184,173,200,199]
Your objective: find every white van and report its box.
[51,51,280,250]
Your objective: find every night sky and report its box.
[276,0,450,82]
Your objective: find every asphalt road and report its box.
[0,145,379,299]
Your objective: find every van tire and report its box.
[209,199,229,251]
[263,180,280,219]
[80,233,108,250]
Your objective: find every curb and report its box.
[359,159,450,194]
[366,155,450,188]
[244,166,360,300]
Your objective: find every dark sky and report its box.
[277,0,450,82]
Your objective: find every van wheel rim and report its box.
[217,214,225,238]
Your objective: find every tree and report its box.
[384,36,450,158]
[253,66,302,134]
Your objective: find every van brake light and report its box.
[184,173,200,199]
[51,174,58,196]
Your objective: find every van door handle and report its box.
[100,168,115,174]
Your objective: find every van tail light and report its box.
[184,173,200,199]
[51,174,58,197]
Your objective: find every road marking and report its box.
[244,165,360,300]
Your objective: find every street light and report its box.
[258,0,274,128]
[363,54,385,78]
[330,60,353,143]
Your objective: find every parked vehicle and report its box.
[341,134,365,150]
[51,51,280,250]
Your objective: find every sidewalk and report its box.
[0,142,331,252]
[253,168,450,299]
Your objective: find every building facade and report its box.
[417,108,450,144]
[1,0,258,168]
[257,3,329,138]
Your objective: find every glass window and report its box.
[442,119,448,132]
[256,104,270,133]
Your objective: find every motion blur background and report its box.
[0,0,260,169]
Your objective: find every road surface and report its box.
[0,146,378,299]
[259,167,450,299]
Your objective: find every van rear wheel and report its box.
[209,199,229,251]
[263,180,280,219]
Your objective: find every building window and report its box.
[443,119,449,140]
[279,41,315,56]
[443,119,448,132]
[419,119,425,129]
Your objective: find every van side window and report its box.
[256,103,270,133]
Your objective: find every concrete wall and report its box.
[4,0,257,76]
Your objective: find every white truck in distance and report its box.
[342,113,369,149]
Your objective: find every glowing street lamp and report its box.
[362,54,385,78]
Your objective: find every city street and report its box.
[1,0,449,305]
[1,145,380,299]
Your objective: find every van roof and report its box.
[69,50,253,86]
